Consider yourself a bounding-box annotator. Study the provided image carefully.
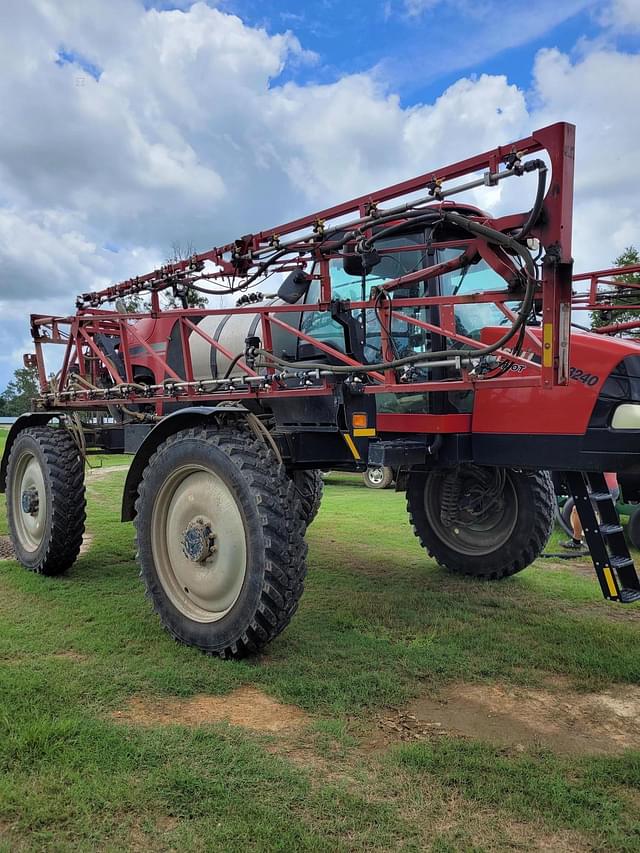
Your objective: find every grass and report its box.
[0,430,639,850]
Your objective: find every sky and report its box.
[1,0,639,388]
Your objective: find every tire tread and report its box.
[134,424,307,659]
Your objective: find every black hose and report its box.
[513,162,547,241]
[254,212,537,376]
[223,352,246,379]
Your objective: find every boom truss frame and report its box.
[27,122,575,415]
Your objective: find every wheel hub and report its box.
[21,486,39,516]
[181,518,216,563]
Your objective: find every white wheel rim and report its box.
[11,450,47,552]
[151,464,247,623]
[368,467,385,485]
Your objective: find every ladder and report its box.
[564,471,640,603]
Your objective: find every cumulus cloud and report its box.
[0,0,638,384]
[601,0,640,31]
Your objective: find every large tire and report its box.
[291,469,324,525]
[363,466,394,489]
[407,465,554,579]
[134,426,307,658]
[6,426,86,575]
[558,497,575,538]
[627,506,640,550]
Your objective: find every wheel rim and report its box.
[367,467,385,485]
[424,468,518,556]
[11,449,47,552]
[151,464,247,623]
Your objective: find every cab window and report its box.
[438,247,511,338]
[301,232,428,360]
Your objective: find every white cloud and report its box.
[0,0,639,385]
[601,0,640,31]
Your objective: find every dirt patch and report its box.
[539,556,600,580]
[0,536,14,560]
[79,531,93,556]
[86,464,128,482]
[113,686,308,732]
[50,650,89,662]
[0,531,93,560]
[380,681,640,755]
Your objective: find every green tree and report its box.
[162,241,208,310]
[0,365,40,416]
[591,246,640,336]
[110,241,207,314]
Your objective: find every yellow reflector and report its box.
[343,433,361,460]
[603,567,618,599]
[542,323,553,368]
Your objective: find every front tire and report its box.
[135,426,307,658]
[407,466,554,579]
[6,426,86,575]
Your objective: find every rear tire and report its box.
[627,506,640,549]
[363,466,394,489]
[6,426,86,575]
[291,469,324,525]
[558,498,575,538]
[407,465,554,579]
[134,426,307,658]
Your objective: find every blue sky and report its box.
[207,0,606,101]
[234,0,600,93]
[1,0,639,391]
[140,0,610,105]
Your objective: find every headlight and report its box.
[611,403,640,429]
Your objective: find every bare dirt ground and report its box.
[0,531,93,560]
[85,464,127,482]
[115,676,639,758]
[378,680,640,755]
[113,685,309,732]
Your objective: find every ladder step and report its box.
[589,492,612,502]
[610,555,635,571]
[599,522,624,535]
[619,588,640,604]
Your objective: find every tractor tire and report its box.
[627,506,640,550]
[407,465,554,579]
[559,498,575,538]
[363,466,394,489]
[134,425,307,658]
[291,469,324,526]
[6,426,86,575]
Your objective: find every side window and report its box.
[439,247,517,415]
[438,248,511,338]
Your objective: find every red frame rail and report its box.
[572,264,640,335]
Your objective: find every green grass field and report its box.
[0,426,639,851]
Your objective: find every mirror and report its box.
[277,269,312,305]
